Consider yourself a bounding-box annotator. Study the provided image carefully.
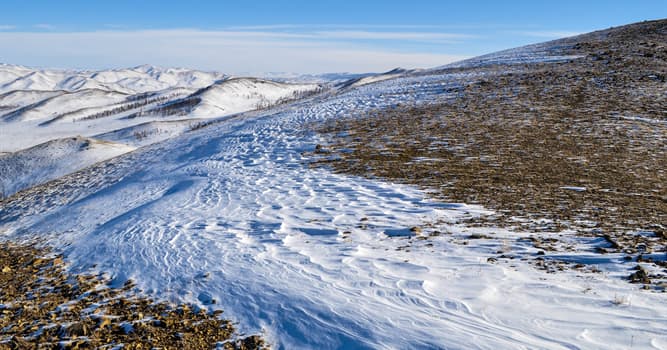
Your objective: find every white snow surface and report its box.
[0,68,320,153]
[0,63,227,94]
[190,78,319,117]
[4,89,129,122]
[433,39,583,70]
[94,119,204,148]
[0,66,320,196]
[1,69,666,350]
[0,136,133,198]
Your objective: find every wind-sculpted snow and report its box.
[1,72,666,349]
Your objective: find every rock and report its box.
[409,226,422,234]
[197,292,215,305]
[628,266,651,284]
[68,322,90,337]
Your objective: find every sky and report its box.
[0,0,664,74]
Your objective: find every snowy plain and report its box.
[1,47,666,349]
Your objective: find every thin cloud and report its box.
[103,24,130,29]
[314,31,477,40]
[34,23,56,30]
[225,23,496,31]
[0,25,16,31]
[0,29,470,73]
[224,24,309,31]
[146,28,477,43]
[514,30,583,39]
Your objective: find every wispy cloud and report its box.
[314,31,476,41]
[34,23,56,30]
[225,23,489,31]
[152,28,477,43]
[513,30,583,39]
[0,29,470,73]
[224,24,310,31]
[103,24,130,30]
[0,25,16,31]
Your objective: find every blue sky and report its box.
[0,0,664,73]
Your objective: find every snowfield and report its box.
[1,57,666,350]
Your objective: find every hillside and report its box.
[0,137,134,198]
[1,19,666,349]
[0,63,228,94]
[315,19,667,281]
[0,66,323,194]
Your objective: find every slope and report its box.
[1,19,666,350]
[0,136,134,198]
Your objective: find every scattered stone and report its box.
[468,234,492,239]
[628,265,651,284]
[409,226,422,234]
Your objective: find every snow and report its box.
[5,89,128,122]
[0,90,63,110]
[0,136,134,198]
[337,68,417,89]
[94,119,204,148]
[190,78,319,118]
[0,63,228,94]
[0,65,322,198]
[1,68,666,349]
[433,40,584,70]
[0,66,321,154]
[619,115,667,125]
[560,186,587,192]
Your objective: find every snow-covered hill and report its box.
[190,78,319,117]
[0,64,323,191]
[337,67,418,89]
[94,119,204,147]
[0,136,133,198]
[2,20,666,348]
[2,22,667,348]
[2,89,129,122]
[0,63,227,94]
[0,65,321,152]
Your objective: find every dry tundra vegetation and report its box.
[311,20,667,285]
[0,242,265,349]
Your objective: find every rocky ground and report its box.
[0,242,265,349]
[310,19,667,286]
